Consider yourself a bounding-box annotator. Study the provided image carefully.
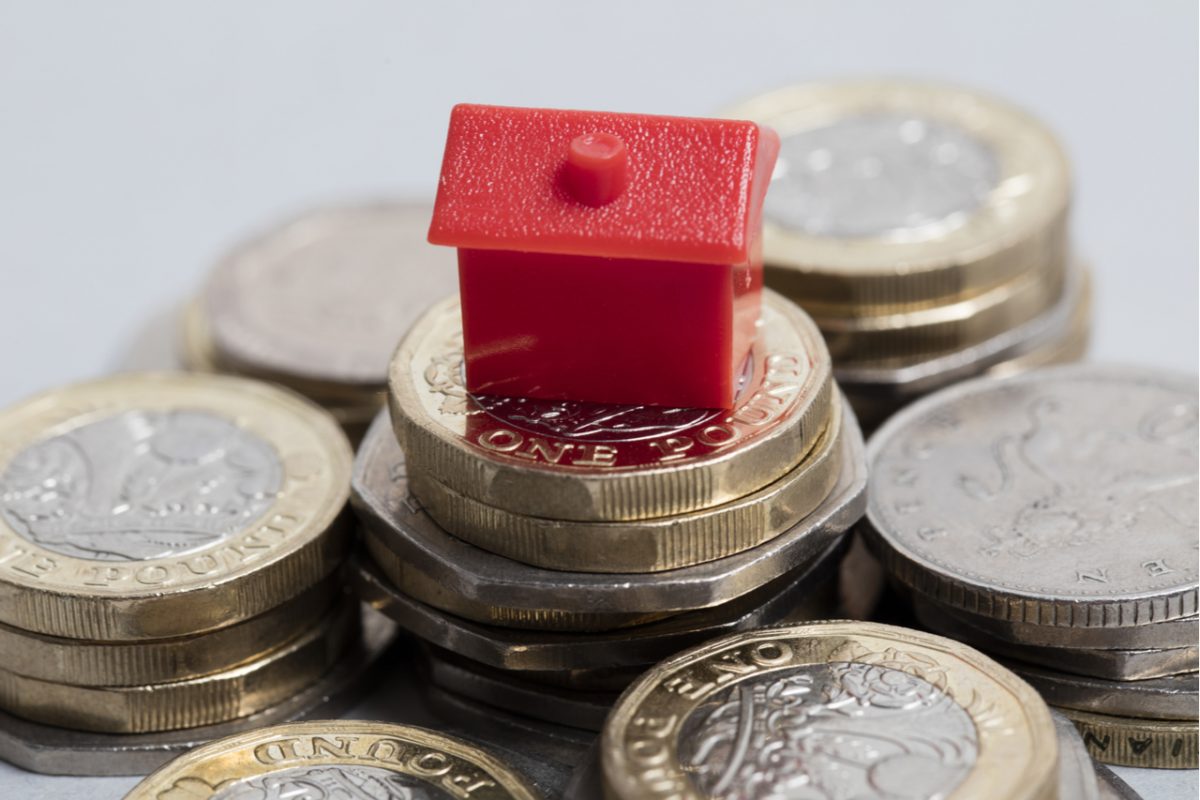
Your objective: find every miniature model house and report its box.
[428,103,780,409]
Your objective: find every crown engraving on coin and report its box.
[0,410,283,561]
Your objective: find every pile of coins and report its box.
[726,81,1089,429]
[581,621,1126,800]
[182,203,458,442]
[350,290,869,731]
[0,374,371,752]
[861,365,1199,770]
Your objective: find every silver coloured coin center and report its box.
[870,374,1199,598]
[210,764,455,800]
[766,112,1000,240]
[0,410,283,561]
[678,662,977,800]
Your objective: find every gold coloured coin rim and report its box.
[0,598,356,734]
[388,291,833,521]
[408,397,844,573]
[601,620,1059,800]
[0,372,353,638]
[0,573,339,686]
[123,719,544,800]
[724,79,1071,277]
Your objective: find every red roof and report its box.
[428,104,779,265]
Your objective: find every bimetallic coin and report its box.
[0,373,353,639]
[0,575,338,686]
[408,399,843,573]
[814,254,1066,366]
[865,365,1198,627]
[0,606,397,776]
[353,535,843,673]
[914,597,1200,680]
[200,202,458,389]
[352,408,867,629]
[0,598,356,733]
[1054,710,1103,800]
[602,621,1059,800]
[388,291,833,522]
[1063,708,1199,769]
[726,80,1070,313]
[123,720,543,800]
[837,258,1091,419]
[1011,664,1199,722]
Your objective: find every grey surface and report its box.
[0,2,1195,798]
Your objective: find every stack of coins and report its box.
[594,621,1103,800]
[351,290,869,731]
[0,373,369,745]
[862,365,1199,770]
[725,81,1089,429]
[182,203,458,442]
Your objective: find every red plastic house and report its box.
[428,104,780,409]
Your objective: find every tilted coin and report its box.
[353,534,844,673]
[421,647,616,732]
[1011,664,1198,722]
[388,291,832,522]
[912,594,1199,651]
[0,606,397,776]
[408,398,843,573]
[1063,708,1199,769]
[725,80,1070,314]
[0,373,353,639]
[865,365,1198,627]
[1094,764,1144,800]
[0,574,338,686]
[122,720,543,800]
[198,202,458,391]
[602,621,1059,800]
[1053,709,1103,800]
[352,408,866,629]
[0,598,357,734]
[914,596,1200,680]
[814,256,1066,366]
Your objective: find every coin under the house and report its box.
[387,291,834,523]
[351,407,866,628]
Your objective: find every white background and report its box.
[0,1,1196,797]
